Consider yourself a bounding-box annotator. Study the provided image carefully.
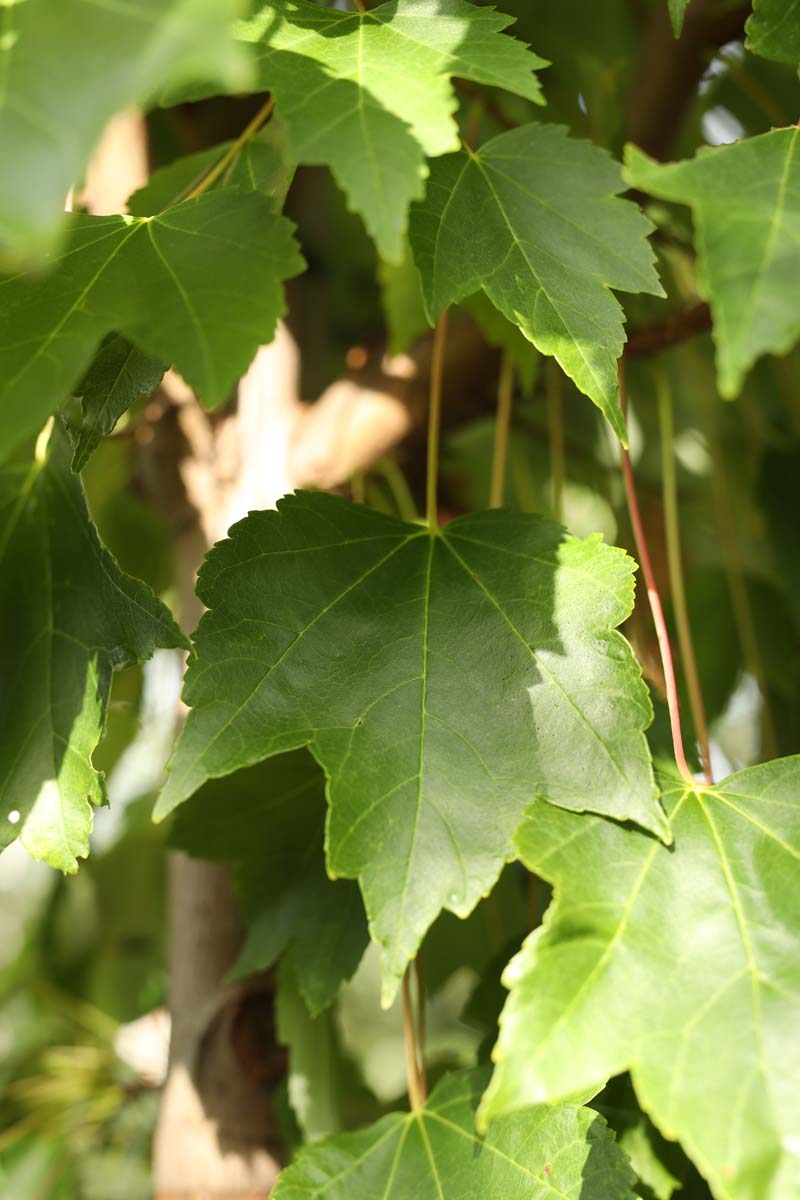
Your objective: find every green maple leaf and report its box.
[171,751,368,1015]
[0,426,187,873]
[481,760,800,1200]
[745,0,800,67]
[66,335,166,474]
[272,1067,638,1199]
[156,491,666,1003]
[0,0,252,267]
[0,189,303,462]
[185,0,546,260]
[624,128,800,400]
[409,123,664,441]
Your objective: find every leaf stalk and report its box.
[402,969,426,1110]
[619,365,693,784]
[186,96,276,201]
[426,309,449,527]
[489,351,514,508]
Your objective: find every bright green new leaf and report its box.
[625,128,800,400]
[157,491,666,1003]
[0,190,303,462]
[0,427,186,873]
[272,1067,638,1200]
[482,760,800,1200]
[410,123,664,441]
[223,0,546,260]
[171,750,368,1015]
[668,0,691,37]
[66,335,165,474]
[745,0,800,67]
[0,0,251,267]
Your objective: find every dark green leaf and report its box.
[272,1067,638,1200]
[0,190,304,461]
[170,751,368,1015]
[0,427,186,873]
[0,0,251,267]
[624,129,800,399]
[410,123,663,440]
[482,760,800,1199]
[66,335,165,473]
[157,492,666,1003]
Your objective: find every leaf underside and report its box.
[66,334,165,474]
[0,427,186,872]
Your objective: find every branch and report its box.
[625,301,711,357]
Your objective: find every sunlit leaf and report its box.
[483,760,800,1200]
[410,123,663,440]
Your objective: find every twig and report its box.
[625,302,711,358]
[619,364,693,783]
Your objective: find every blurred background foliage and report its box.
[2,0,799,1194]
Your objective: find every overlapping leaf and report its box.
[482,760,800,1200]
[0,0,251,266]
[745,0,800,67]
[184,0,546,259]
[272,1067,637,1199]
[0,428,186,873]
[625,128,800,400]
[409,123,663,440]
[0,189,303,461]
[171,751,368,1015]
[157,491,666,1003]
[66,336,165,474]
